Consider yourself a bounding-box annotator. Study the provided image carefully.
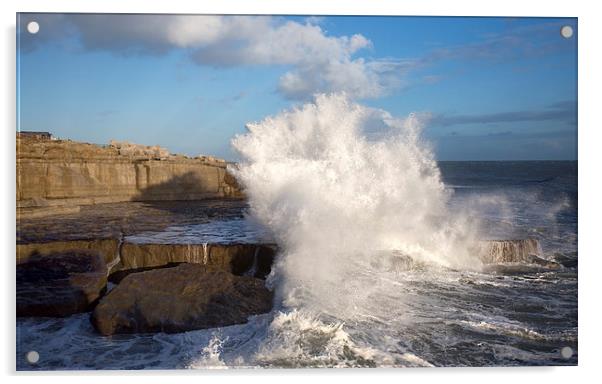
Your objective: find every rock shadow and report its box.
[131,171,246,217]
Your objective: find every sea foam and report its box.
[231,93,482,316]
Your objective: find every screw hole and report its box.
[560,25,573,39]
[27,21,39,34]
[26,350,39,364]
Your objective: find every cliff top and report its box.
[16,136,229,166]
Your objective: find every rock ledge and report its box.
[17,250,107,317]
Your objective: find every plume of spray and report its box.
[231,93,482,315]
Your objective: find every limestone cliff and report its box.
[16,136,243,217]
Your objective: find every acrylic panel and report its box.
[16,13,578,370]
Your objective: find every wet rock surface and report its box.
[17,200,248,243]
[17,200,277,282]
[17,238,119,264]
[91,263,273,335]
[477,239,545,264]
[106,243,277,283]
[17,250,108,317]
[117,243,257,271]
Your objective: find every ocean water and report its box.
[124,216,273,245]
[16,160,577,369]
[16,96,577,369]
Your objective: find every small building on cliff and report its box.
[17,131,54,141]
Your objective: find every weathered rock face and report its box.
[477,239,543,264]
[16,236,275,282]
[16,137,243,218]
[17,250,108,317]
[115,243,275,278]
[17,239,119,265]
[109,140,170,160]
[383,239,559,272]
[91,263,273,335]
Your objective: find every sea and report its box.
[16,160,577,370]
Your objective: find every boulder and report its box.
[91,263,273,335]
[477,239,543,264]
[552,252,578,268]
[17,250,108,317]
[476,239,563,270]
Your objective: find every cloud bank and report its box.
[18,15,575,106]
[19,14,413,100]
[429,100,577,127]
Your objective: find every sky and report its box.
[17,14,577,161]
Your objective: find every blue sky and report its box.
[17,14,577,160]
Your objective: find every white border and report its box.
[4,0,585,17]
[2,1,600,384]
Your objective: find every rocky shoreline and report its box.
[17,230,559,335]
[17,136,243,219]
[16,136,564,337]
[17,228,277,334]
[16,136,275,335]
[17,247,275,334]
[16,199,277,334]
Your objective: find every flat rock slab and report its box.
[91,263,273,335]
[17,200,248,243]
[17,250,108,317]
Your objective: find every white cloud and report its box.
[21,14,413,100]
[186,18,371,67]
[277,58,383,100]
[165,16,228,47]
